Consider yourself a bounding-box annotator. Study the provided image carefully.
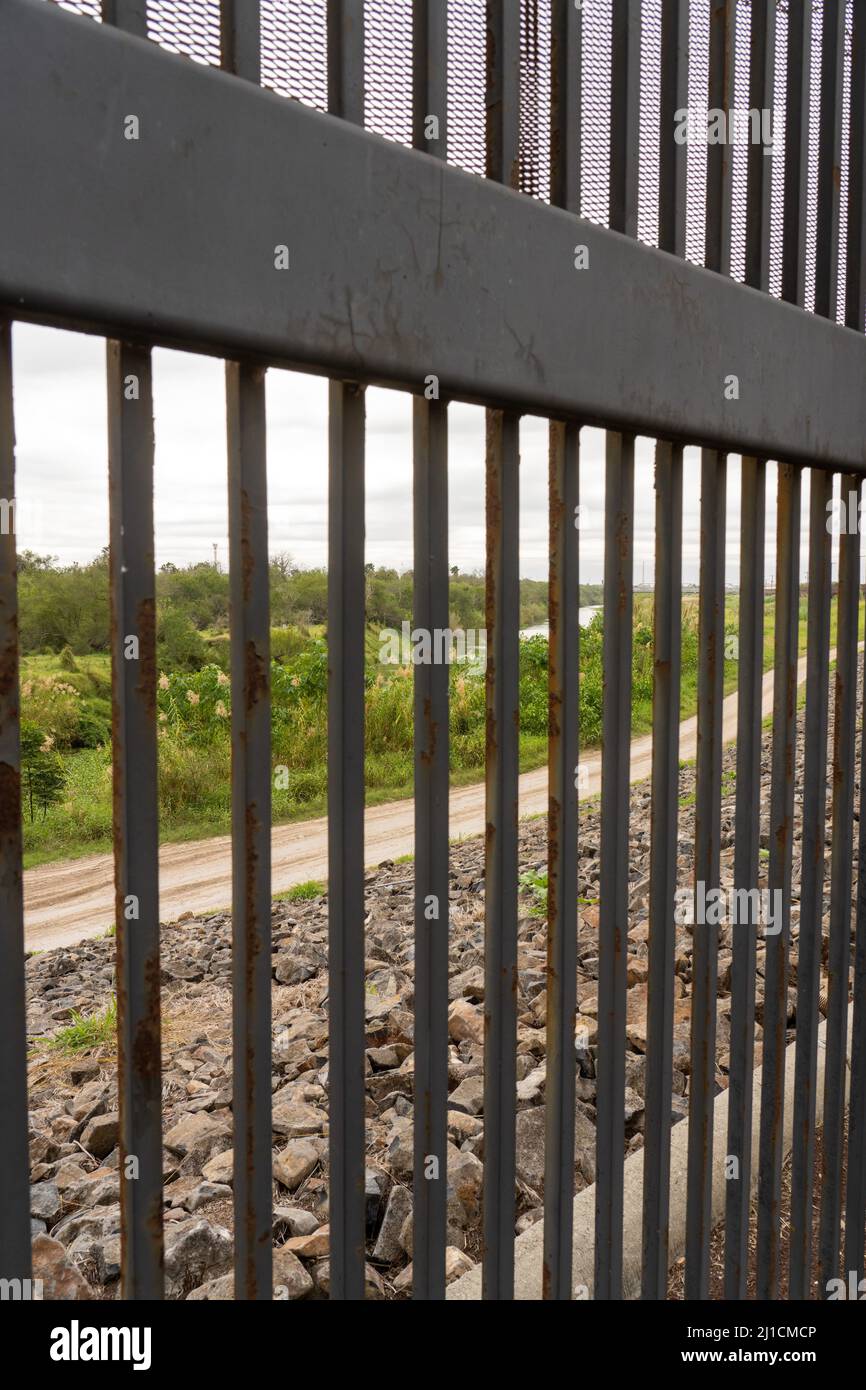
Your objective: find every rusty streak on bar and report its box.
[544,417,580,1300]
[0,322,30,1286]
[820,475,862,1293]
[756,464,801,1300]
[723,456,765,1299]
[411,0,449,1304]
[685,451,726,1300]
[107,340,163,1300]
[219,0,272,1306]
[543,0,582,1303]
[226,361,272,1300]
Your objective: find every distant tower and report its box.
[213,543,218,571]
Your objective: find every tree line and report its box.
[17,550,604,668]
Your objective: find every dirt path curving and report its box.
[23,654,811,952]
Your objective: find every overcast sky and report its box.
[15,319,848,592]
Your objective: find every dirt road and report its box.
[24,654,810,952]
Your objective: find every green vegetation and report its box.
[16,551,864,870]
[518,869,548,917]
[277,879,325,902]
[42,997,117,1054]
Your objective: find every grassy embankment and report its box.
[20,592,860,869]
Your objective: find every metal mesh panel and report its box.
[639,0,662,247]
[519,0,551,200]
[447,0,486,176]
[52,0,101,15]
[260,0,327,109]
[685,0,710,265]
[581,0,612,226]
[146,0,221,66]
[364,0,413,144]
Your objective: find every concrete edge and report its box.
[447,1003,854,1300]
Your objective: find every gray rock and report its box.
[163,1112,231,1169]
[164,1218,233,1298]
[80,1112,119,1160]
[372,1184,412,1263]
[30,1182,61,1225]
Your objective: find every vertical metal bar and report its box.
[641,1,688,1300]
[0,321,30,1287]
[327,0,365,125]
[226,362,271,1300]
[220,0,271,1309]
[482,408,520,1301]
[107,340,163,1300]
[327,0,366,1302]
[102,0,162,1307]
[746,3,783,1304]
[412,397,449,1303]
[412,0,448,160]
[220,0,261,80]
[542,0,581,1304]
[847,0,866,335]
[657,0,689,260]
[847,566,866,1286]
[812,0,851,1299]
[789,468,833,1298]
[782,0,812,308]
[327,379,366,1301]
[704,0,735,276]
[641,439,683,1300]
[783,0,821,1303]
[819,474,862,1294]
[544,418,579,1301]
[485,0,521,189]
[844,0,866,1288]
[723,457,766,1299]
[756,463,801,1300]
[549,0,581,218]
[814,0,846,320]
[609,0,641,241]
[745,0,775,292]
[684,450,726,1301]
[595,433,634,1301]
[101,0,147,36]
[596,0,640,1305]
[411,0,449,1306]
[683,0,733,1304]
[481,0,520,1303]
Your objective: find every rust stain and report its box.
[0,760,20,839]
[419,697,438,767]
[135,596,157,718]
[131,950,163,1084]
[245,638,268,714]
[0,623,17,703]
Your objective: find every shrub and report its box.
[157,607,209,672]
[20,678,81,751]
[20,720,69,822]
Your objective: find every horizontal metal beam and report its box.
[3,1,866,469]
